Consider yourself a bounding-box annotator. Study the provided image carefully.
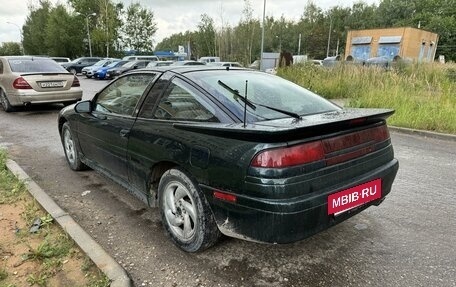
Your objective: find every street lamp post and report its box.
[326,14,333,58]
[6,21,23,55]
[76,12,97,57]
[260,0,266,71]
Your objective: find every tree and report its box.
[196,14,216,57]
[121,2,157,52]
[22,1,52,55]
[0,42,22,56]
[94,0,124,57]
[45,5,85,57]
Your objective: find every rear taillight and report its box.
[251,141,325,168]
[13,77,32,89]
[72,76,80,87]
[251,125,390,169]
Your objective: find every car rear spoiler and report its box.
[173,108,395,142]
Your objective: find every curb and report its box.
[6,159,132,287]
[389,126,456,142]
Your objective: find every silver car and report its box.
[0,56,82,112]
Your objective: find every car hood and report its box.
[174,108,394,142]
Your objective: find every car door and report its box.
[77,73,156,181]
[128,75,225,202]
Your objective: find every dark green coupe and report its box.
[58,66,399,252]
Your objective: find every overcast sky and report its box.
[0,0,379,46]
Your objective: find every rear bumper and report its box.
[8,89,82,106]
[203,158,399,243]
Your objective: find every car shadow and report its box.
[11,103,67,115]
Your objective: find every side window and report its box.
[138,78,169,118]
[137,61,148,68]
[94,73,155,116]
[154,78,218,122]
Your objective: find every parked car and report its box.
[146,60,174,68]
[170,60,205,66]
[198,56,220,63]
[51,57,71,65]
[62,57,102,75]
[58,66,398,252]
[122,55,159,61]
[94,60,129,80]
[104,60,150,79]
[82,58,120,78]
[0,56,82,112]
[207,62,243,68]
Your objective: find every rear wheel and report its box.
[0,89,15,112]
[158,168,220,252]
[61,122,87,171]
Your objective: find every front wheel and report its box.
[158,168,220,252]
[61,122,88,171]
[69,68,77,75]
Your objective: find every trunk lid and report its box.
[173,108,394,142]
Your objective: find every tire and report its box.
[61,122,88,171]
[86,75,92,79]
[158,168,220,252]
[69,68,77,75]
[0,89,15,112]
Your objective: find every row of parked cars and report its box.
[60,56,243,80]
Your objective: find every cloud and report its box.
[0,0,379,46]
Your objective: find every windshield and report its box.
[106,61,123,68]
[8,59,68,73]
[187,70,340,121]
[93,60,108,66]
[123,61,137,68]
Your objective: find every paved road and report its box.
[1,77,455,287]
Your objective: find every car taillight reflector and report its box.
[213,191,237,203]
[251,125,391,169]
[322,125,390,154]
[72,76,80,87]
[13,77,32,89]
[251,141,325,168]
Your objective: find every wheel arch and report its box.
[58,117,68,137]
[147,161,178,207]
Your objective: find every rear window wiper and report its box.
[217,80,302,120]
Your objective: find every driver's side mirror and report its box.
[75,100,92,113]
[133,65,139,69]
[77,61,82,64]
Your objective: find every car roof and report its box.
[136,66,249,75]
[1,56,53,61]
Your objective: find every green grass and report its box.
[0,150,26,204]
[0,149,108,287]
[278,62,456,134]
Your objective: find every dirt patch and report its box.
[0,191,108,287]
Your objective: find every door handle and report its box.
[120,129,130,137]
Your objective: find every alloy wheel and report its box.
[163,181,197,242]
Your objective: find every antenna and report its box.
[243,80,248,128]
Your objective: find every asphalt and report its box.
[4,123,455,287]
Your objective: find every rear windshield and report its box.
[187,70,340,121]
[8,59,68,73]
